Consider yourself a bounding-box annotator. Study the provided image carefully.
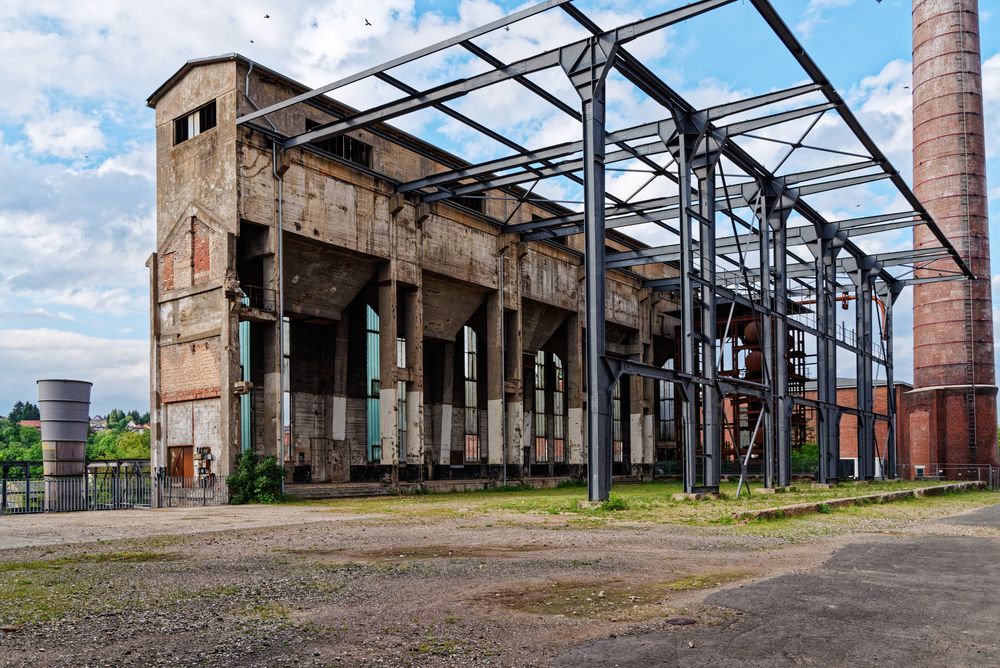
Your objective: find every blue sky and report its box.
[0,0,997,414]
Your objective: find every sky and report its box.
[0,0,997,415]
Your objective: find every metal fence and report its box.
[1,460,153,514]
[1,461,230,514]
[154,475,229,508]
[899,464,1000,490]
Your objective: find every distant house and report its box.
[125,421,150,433]
[18,420,41,430]
[90,416,108,432]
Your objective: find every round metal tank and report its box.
[38,380,91,511]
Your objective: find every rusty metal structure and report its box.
[908,0,997,470]
[151,0,975,501]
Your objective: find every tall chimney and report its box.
[911,0,997,469]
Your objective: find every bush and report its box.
[598,494,629,512]
[227,450,285,504]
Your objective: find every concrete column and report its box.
[147,253,164,476]
[565,312,585,467]
[505,304,524,468]
[261,247,282,460]
[486,289,504,465]
[403,285,424,471]
[439,342,455,466]
[378,263,398,468]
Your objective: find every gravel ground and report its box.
[1,491,998,667]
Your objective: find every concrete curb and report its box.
[733,481,987,522]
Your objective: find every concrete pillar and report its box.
[403,285,424,471]
[565,312,585,467]
[505,304,524,468]
[261,248,282,460]
[486,289,504,465]
[439,342,455,466]
[378,263,398,468]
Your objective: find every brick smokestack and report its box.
[910,0,997,468]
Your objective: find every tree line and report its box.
[0,401,151,463]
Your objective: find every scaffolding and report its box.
[236,0,972,500]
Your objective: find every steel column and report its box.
[816,229,843,483]
[756,192,775,488]
[694,142,722,491]
[563,37,618,502]
[768,194,794,487]
[854,262,876,480]
[882,281,901,479]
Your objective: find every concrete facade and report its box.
[147,56,682,484]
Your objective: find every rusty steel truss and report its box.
[237,0,973,500]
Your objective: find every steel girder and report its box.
[236,0,974,500]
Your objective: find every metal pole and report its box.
[856,268,875,479]
[884,283,899,478]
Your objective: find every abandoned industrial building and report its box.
[146,0,997,500]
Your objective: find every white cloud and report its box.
[796,0,856,39]
[0,328,147,414]
[23,108,105,159]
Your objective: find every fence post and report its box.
[23,461,30,512]
[1,465,6,515]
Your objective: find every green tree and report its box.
[7,401,40,422]
[0,422,42,461]
[106,409,128,431]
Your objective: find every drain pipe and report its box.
[272,143,286,491]
[498,246,508,487]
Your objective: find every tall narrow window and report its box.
[365,305,381,462]
[657,358,676,442]
[397,337,407,461]
[612,381,623,463]
[282,316,291,462]
[534,351,548,463]
[553,354,565,463]
[463,326,480,463]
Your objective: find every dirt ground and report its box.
[2,486,999,667]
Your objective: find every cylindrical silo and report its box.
[38,379,92,511]
[910,0,998,469]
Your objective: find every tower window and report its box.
[174,100,217,145]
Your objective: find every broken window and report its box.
[552,354,565,463]
[463,326,480,463]
[453,195,485,214]
[534,351,548,463]
[173,100,217,145]
[304,119,372,167]
[657,359,676,442]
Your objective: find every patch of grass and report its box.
[491,571,749,620]
[597,494,629,512]
[817,503,833,514]
[0,550,171,573]
[411,636,460,656]
[245,602,291,621]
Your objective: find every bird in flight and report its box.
[364,18,372,26]
[264,13,270,18]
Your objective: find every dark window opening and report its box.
[174,100,217,145]
[305,119,372,168]
[453,194,484,214]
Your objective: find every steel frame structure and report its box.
[238,0,972,500]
